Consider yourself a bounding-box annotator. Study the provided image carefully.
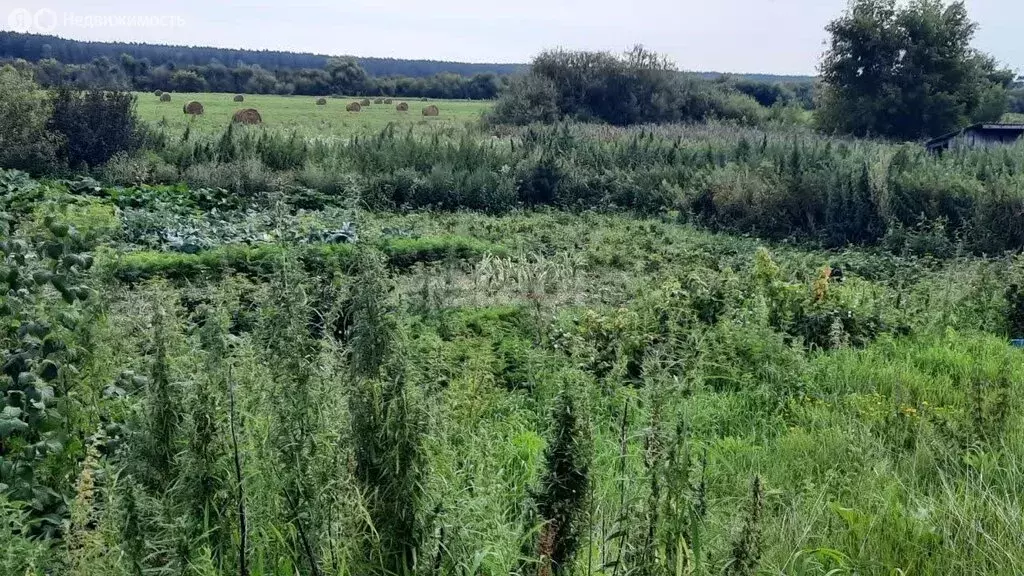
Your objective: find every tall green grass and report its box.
[5,160,1024,576]
[116,120,1024,254]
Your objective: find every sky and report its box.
[2,0,1022,75]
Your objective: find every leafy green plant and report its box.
[258,250,326,575]
[1,210,94,535]
[348,248,427,575]
[536,377,590,576]
[724,477,764,576]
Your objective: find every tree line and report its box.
[0,54,508,99]
[0,31,523,77]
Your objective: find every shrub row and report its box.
[132,121,1024,254]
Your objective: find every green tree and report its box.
[325,57,368,95]
[0,66,58,173]
[817,0,1012,140]
[242,65,280,94]
[487,73,559,125]
[491,46,758,127]
[169,68,207,92]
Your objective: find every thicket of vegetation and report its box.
[5,56,1024,256]
[96,118,1024,255]
[489,47,769,126]
[5,168,1024,575]
[713,75,815,110]
[0,66,141,174]
[1009,84,1024,114]
[5,2,1024,574]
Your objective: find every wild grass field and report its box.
[6,113,1024,575]
[135,92,493,137]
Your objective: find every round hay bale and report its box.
[396,102,409,112]
[346,102,362,112]
[374,98,384,104]
[422,105,440,117]
[154,89,163,97]
[420,97,429,102]
[384,98,393,104]
[360,98,371,106]
[159,93,172,102]
[232,108,263,125]
[233,94,245,102]
[183,101,205,115]
[316,97,328,105]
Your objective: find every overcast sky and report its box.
[3,0,1022,75]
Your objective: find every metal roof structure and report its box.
[925,123,1024,152]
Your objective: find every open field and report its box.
[135,91,493,137]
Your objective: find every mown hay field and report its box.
[135,91,493,137]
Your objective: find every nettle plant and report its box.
[0,209,93,534]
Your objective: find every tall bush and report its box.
[491,46,765,126]
[48,87,141,170]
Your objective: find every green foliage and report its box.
[486,74,559,126]
[1,209,94,535]
[48,87,142,170]
[536,378,590,576]
[724,477,764,576]
[817,0,1011,139]
[101,235,506,283]
[0,66,59,174]
[0,495,53,574]
[6,112,1024,576]
[258,252,329,574]
[349,248,427,575]
[717,75,815,110]
[326,57,369,94]
[139,304,180,489]
[491,46,766,127]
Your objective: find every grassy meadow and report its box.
[135,91,493,137]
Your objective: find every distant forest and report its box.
[0,32,525,77]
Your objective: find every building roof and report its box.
[926,123,1024,148]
